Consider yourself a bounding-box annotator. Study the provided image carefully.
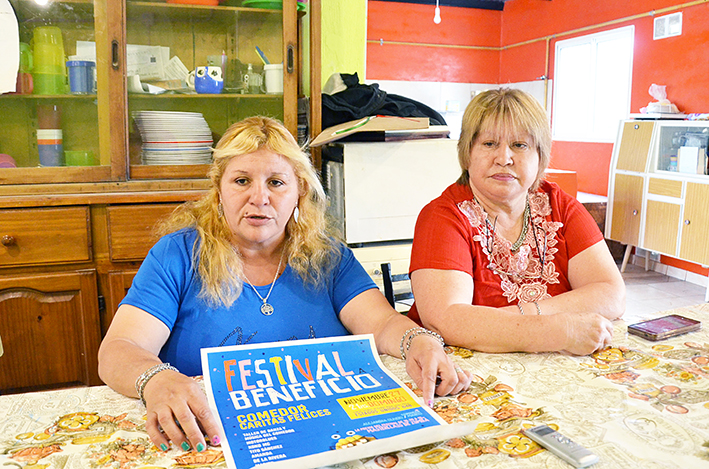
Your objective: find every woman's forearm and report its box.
[98,337,163,398]
[422,303,569,353]
[530,280,625,320]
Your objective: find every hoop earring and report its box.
[218,202,224,217]
[293,206,299,224]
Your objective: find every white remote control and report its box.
[523,424,599,468]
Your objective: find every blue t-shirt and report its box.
[120,229,377,376]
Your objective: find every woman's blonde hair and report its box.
[158,116,337,307]
[457,88,552,190]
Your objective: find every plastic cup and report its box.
[33,26,64,47]
[19,43,33,73]
[65,150,97,166]
[37,129,64,166]
[13,73,33,94]
[0,154,17,168]
[32,43,65,74]
[67,61,96,94]
[33,73,67,95]
[37,104,61,129]
[32,27,67,95]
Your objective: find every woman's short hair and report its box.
[160,116,337,307]
[457,88,552,190]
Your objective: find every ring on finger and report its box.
[454,366,463,373]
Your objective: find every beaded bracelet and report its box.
[135,363,178,405]
[400,327,419,360]
[400,327,445,360]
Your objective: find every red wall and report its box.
[367,0,709,195]
[367,1,502,83]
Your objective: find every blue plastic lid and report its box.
[66,60,95,67]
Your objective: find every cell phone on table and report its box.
[627,314,701,341]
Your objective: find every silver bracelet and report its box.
[402,327,445,360]
[135,363,178,405]
[517,303,525,315]
[533,301,542,315]
[400,327,419,360]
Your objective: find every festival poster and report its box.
[201,335,474,469]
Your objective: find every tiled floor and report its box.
[621,263,707,323]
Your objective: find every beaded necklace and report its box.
[477,195,530,252]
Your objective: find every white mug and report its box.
[264,63,283,94]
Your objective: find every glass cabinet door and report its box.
[1,0,112,184]
[0,0,304,186]
[655,122,709,176]
[125,0,300,180]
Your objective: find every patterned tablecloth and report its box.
[2,304,709,469]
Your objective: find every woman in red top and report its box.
[409,89,625,356]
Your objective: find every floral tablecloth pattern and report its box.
[3,304,709,468]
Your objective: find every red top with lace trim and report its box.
[407,180,603,323]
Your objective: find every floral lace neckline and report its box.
[458,191,563,303]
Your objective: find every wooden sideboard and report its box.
[0,183,207,393]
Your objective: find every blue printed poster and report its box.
[201,335,453,469]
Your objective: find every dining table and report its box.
[2,303,709,469]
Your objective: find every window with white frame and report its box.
[552,26,634,143]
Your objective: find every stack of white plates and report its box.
[132,111,213,165]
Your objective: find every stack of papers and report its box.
[132,111,213,165]
[77,41,189,83]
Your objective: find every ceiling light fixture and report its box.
[434,0,441,24]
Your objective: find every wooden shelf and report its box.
[128,93,282,98]
[0,94,98,100]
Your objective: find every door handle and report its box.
[286,44,295,74]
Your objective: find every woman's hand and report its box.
[560,312,614,356]
[405,334,474,406]
[142,370,222,452]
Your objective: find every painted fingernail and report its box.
[211,435,221,446]
[181,441,191,452]
[160,443,169,452]
[196,442,205,452]
[427,400,434,407]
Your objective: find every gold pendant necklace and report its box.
[243,252,284,316]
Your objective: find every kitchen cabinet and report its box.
[606,119,709,300]
[1,0,318,184]
[0,202,192,392]
[608,173,643,246]
[0,270,101,392]
[0,0,320,392]
[679,183,709,264]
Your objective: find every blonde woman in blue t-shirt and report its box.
[98,116,472,455]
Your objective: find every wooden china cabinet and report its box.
[0,0,321,393]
